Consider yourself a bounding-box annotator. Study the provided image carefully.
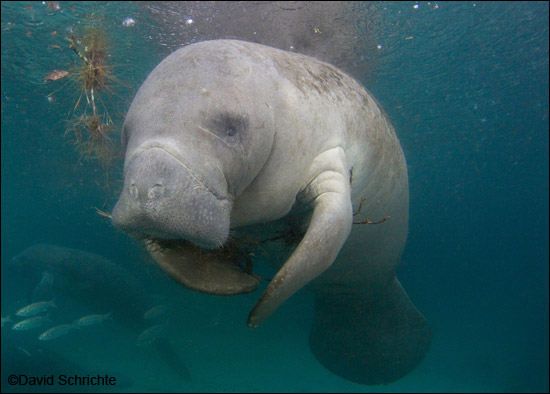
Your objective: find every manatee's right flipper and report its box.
[309,278,431,385]
[248,147,353,327]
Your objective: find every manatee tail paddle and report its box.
[309,278,431,385]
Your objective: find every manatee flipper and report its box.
[309,278,432,385]
[248,152,353,327]
[31,270,55,302]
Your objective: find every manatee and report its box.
[9,244,191,381]
[142,1,375,81]
[112,39,431,384]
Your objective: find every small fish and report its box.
[16,299,57,317]
[12,315,51,331]
[136,323,167,346]
[143,305,172,320]
[38,324,77,341]
[73,312,112,327]
[43,69,69,82]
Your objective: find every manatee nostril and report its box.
[148,184,165,199]
[129,183,138,199]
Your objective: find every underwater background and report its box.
[1,1,548,393]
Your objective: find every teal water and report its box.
[1,2,548,392]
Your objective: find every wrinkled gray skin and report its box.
[112,39,431,385]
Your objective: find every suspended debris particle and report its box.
[122,17,136,27]
[44,69,69,82]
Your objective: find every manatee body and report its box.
[10,243,148,322]
[9,244,191,381]
[112,39,431,384]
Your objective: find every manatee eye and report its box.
[205,112,248,143]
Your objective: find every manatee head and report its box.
[112,40,277,250]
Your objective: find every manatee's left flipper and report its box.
[248,148,352,327]
[31,271,55,303]
[309,278,432,385]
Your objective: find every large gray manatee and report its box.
[112,39,431,384]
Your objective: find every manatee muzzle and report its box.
[112,147,230,249]
[112,147,258,294]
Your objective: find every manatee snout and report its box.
[112,148,231,249]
